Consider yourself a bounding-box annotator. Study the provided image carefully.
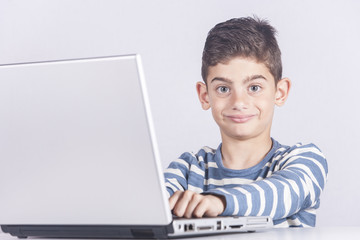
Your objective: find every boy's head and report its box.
[201,16,282,85]
[196,16,291,142]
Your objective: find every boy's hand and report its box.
[169,190,225,218]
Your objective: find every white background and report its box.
[1,0,359,226]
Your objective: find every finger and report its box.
[169,191,183,210]
[172,190,195,217]
[192,198,208,218]
[184,193,203,218]
[194,195,224,217]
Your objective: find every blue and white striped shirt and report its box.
[164,139,328,227]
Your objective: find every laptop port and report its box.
[216,221,222,230]
[229,224,243,229]
[197,226,213,231]
[184,224,195,232]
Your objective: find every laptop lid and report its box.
[0,55,172,226]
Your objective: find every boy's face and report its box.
[197,57,290,141]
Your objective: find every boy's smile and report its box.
[197,57,291,142]
[225,113,257,124]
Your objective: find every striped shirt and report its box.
[164,138,328,227]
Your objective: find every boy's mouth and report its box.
[225,114,257,123]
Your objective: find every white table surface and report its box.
[1,227,359,240]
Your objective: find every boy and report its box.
[164,17,328,227]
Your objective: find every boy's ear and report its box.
[275,77,291,106]
[196,81,211,110]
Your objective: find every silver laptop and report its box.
[0,55,272,239]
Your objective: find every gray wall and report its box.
[1,0,359,226]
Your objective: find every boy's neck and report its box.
[220,134,273,170]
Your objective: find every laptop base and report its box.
[1,224,174,239]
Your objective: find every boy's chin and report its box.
[220,127,269,142]
[221,131,256,141]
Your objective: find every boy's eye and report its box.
[217,86,230,94]
[249,85,261,92]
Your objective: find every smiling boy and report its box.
[164,17,328,227]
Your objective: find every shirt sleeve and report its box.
[163,152,192,197]
[205,143,328,222]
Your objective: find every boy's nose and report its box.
[231,89,249,110]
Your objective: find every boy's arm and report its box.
[164,153,193,198]
[205,144,328,223]
[165,151,225,218]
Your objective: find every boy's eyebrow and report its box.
[243,74,267,83]
[210,77,232,84]
[210,75,267,84]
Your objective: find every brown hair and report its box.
[201,16,282,84]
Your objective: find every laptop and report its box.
[0,55,273,239]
